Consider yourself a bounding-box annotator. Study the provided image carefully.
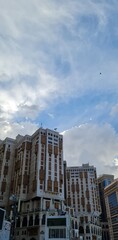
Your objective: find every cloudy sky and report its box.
[0,0,118,177]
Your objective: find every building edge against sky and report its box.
[97,174,114,240]
[104,178,118,240]
[66,163,103,240]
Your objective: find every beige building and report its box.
[0,128,65,240]
[104,178,118,240]
[66,163,102,240]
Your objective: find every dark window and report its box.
[16,217,20,227]
[42,214,46,225]
[35,215,39,225]
[86,225,90,233]
[47,218,66,226]
[22,216,27,227]
[29,216,33,226]
[79,226,84,234]
[49,228,66,238]
[0,209,5,230]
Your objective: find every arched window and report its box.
[16,216,20,227]
[42,214,46,225]
[75,221,78,229]
[29,215,33,226]
[79,226,84,234]
[71,220,74,229]
[86,225,90,233]
[22,216,27,227]
[34,215,39,225]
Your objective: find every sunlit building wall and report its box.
[10,128,64,240]
[66,163,102,240]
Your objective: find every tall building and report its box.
[0,128,65,240]
[97,174,114,240]
[66,163,102,240]
[104,178,118,240]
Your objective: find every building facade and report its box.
[0,128,65,240]
[0,137,15,212]
[66,163,102,240]
[104,178,118,240]
[97,174,114,240]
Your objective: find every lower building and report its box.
[45,213,79,240]
[14,203,79,240]
[65,164,102,240]
[104,178,118,240]
[14,197,65,240]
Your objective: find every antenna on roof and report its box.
[41,123,43,128]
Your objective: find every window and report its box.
[16,217,20,227]
[108,192,117,207]
[49,228,66,238]
[35,215,39,225]
[47,218,66,226]
[29,216,33,226]
[22,217,27,227]
[86,225,90,233]
[0,209,5,230]
[42,214,46,225]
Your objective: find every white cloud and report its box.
[0,120,38,140]
[0,0,118,163]
[110,103,118,117]
[48,113,54,119]
[63,124,118,178]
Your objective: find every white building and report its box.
[66,163,102,240]
[45,213,79,240]
[10,128,65,240]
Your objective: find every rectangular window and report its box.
[47,218,66,226]
[49,228,66,238]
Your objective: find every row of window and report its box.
[49,228,66,238]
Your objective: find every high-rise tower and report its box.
[97,174,114,240]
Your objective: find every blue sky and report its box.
[0,0,118,177]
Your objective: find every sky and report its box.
[0,0,118,178]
